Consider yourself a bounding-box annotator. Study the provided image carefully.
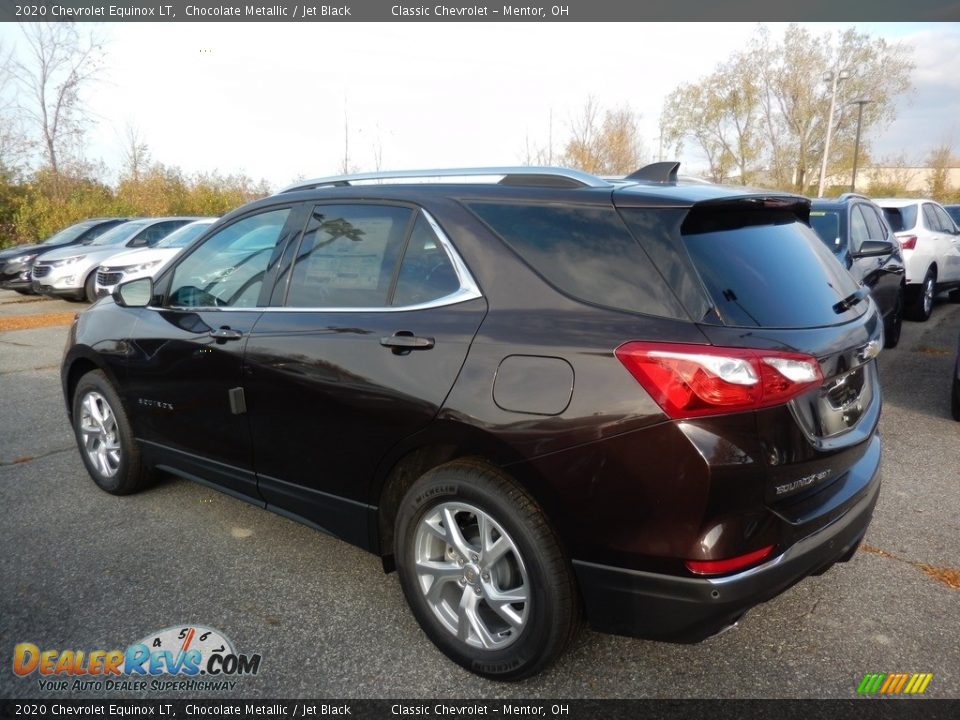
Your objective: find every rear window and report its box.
[809,210,842,253]
[678,206,863,328]
[465,202,687,319]
[881,205,917,233]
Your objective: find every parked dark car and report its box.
[809,194,905,345]
[0,218,129,294]
[61,164,883,680]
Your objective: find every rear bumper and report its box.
[572,461,881,642]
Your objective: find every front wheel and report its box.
[84,272,98,303]
[394,460,580,680]
[72,370,152,495]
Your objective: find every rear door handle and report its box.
[210,327,244,341]
[380,333,435,351]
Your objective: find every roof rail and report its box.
[837,192,872,202]
[625,161,681,184]
[280,166,612,193]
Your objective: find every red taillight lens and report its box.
[615,342,823,419]
[685,545,776,576]
[898,234,917,250]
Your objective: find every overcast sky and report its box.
[2,21,959,189]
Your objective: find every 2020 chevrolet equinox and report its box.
[61,163,882,679]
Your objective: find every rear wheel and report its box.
[884,285,904,348]
[72,370,152,495]
[394,460,580,680]
[907,268,936,322]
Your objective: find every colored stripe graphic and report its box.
[857,672,933,694]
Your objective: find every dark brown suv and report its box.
[61,163,882,680]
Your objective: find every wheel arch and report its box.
[63,349,124,422]
[371,421,557,570]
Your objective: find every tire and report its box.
[394,459,580,680]
[884,285,904,349]
[907,269,936,322]
[952,376,960,422]
[84,272,98,303]
[71,370,152,495]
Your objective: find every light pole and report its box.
[849,98,871,193]
[817,69,850,198]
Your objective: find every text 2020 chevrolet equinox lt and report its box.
[62,163,882,680]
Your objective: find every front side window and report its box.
[285,204,411,308]
[861,205,889,242]
[850,206,870,252]
[168,208,291,308]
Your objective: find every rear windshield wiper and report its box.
[833,286,870,314]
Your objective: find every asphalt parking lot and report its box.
[0,289,957,699]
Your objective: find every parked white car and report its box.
[32,217,202,302]
[94,218,217,298]
[873,198,960,321]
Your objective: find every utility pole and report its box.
[849,98,871,193]
[817,69,849,198]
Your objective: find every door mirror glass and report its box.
[114,277,153,307]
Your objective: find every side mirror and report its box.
[853,239,895,258]
[113,277,153,308]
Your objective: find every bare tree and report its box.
[120,123,151,182]
[11,22,104,179]
[561,98,644,175]
[0,39,30,177]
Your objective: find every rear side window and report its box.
[393,214,460,306]
[882,205,917,232]
[922,204,941,232]
[465,202,687,319]
[679,207,863,328]
[286,204,411,308]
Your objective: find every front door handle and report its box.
[380,332,435,353]
[210,327,243,341]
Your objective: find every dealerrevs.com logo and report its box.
[13,625,262,692]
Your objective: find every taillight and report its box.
[898,235,917,250]
[685,545,776,576]
[615,341,823,419]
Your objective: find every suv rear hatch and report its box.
[614,189,882,546]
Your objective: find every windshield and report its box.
[881,205,917,233]
[41,221,97,245]
[808,210,843,253]
[86,221,148,247]
[155,221,215,248]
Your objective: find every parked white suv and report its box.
[873,198,960,321]
[94,218,217,298]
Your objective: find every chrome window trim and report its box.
[158,209,482,314]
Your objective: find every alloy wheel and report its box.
[79,391,122,478]
[413,502,530,650]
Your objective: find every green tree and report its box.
[662,51,761,184]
